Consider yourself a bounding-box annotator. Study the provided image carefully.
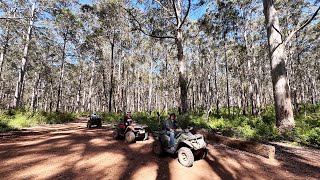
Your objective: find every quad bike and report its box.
[87,115,102,128]
[152,113,207,167]
[113,121,148,143]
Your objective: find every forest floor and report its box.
[0,118,319,180]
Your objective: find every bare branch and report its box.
[179,0,191,29]
[0,17,27,20]
[284,5,320,45]
[172,0,179,26]
[270,6,320,54]
[272,24,283,43]
[124,7,175,39]
[154,0,173,15]
[271,24,284,54]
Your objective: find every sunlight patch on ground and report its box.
[75,152,127,178]
[3,154,48,167]
[76,152,126,170]
[89,137,108,146]
[168,159,221,180]
[69,143,86,152]
[131,161,158,180]
[13,155,70,179]
[208,155,238,179]
[128,141,152,153]
[225,158,243,169]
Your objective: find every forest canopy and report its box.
[0,0,319,135]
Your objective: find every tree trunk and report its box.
[263,0,295,132]
[13,3,35,108]
[56,38,67,112]
[137,70,141,112]
[223,31,230,119]
[31,71,40,112]
[109,43,115,112]
[148,58,153,112]
[88,59,95,112]
[76,68,82,113]
[82,87,87,112]
[175,0,188,114]
[0,25,10,81]
[214,56,219,115]
[176,29,188,114]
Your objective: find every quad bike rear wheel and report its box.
[152,140,163,155]
[125,131,135,143]
[97,121,102,127]
[113,129,119,139]
[178,147,194,167]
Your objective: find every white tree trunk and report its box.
[263,0,295,131]
[76,68,82,113]
[148,59,153,112]
[88,60,95,112]
[13,3,35,108]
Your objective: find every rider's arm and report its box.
[174,121,178,130]
[165,120,171,131]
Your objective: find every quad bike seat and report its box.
[159,130,166,135]
[119,124,126,129]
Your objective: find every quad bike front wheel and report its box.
[152,140,163,155]
[113,129,119,139]
[178,147,194,167]
[125,131,135,143]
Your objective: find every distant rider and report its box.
[121,111,133,133]
[90,112,99,121]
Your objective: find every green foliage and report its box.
[131,112,162,131]
[1,104,319,147]
[0,110,76,133]
[99,111,166,131]
[100,112,122,123]
[42,112,76,124]
[295,107,320,147]
[304,127,320,146]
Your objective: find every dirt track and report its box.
[1,119,319,180]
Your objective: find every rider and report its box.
[122,111,133,133]
[90,112,99,120]
[165,113,178,150]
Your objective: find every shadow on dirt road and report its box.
[0,119,319,179]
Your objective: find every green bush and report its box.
[295,110,320,147]
[1,104,319,147]
[100,112,122,123]
[304,127,320,146]
[43,112,76,124]
[99,111,163,131]
[0,110,76,132]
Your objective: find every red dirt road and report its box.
[1,119,319,180]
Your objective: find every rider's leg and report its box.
[167,131,175,147]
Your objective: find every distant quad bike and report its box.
[153,114,207,167]
[87,114,102,128]
[113,121,148,143]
